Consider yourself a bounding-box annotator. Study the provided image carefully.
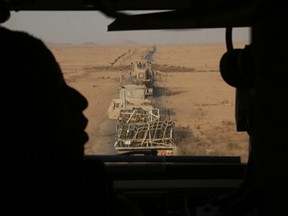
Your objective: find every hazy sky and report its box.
[3,11,251,45]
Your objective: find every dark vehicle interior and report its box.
[2,1,287,215]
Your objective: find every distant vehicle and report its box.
[108,59,155,119]
[107,84,155,119]
[130,60,154,97]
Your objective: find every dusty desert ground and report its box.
[48,42,249,162]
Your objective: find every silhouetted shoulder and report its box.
[1,26,68,162]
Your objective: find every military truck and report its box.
[114,107,176,156]
[107,84,155,119]
[130,60,154,97]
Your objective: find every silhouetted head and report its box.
[0,26,89,164]
[0,0,10,24]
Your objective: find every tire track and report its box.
[106,49,132,71]
[106,47,154,71]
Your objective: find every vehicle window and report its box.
[3,11,250,162]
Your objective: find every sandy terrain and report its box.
[49,42,249,162]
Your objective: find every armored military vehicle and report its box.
[130,60,154,97]
[107,84,155,119]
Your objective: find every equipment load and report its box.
[114,107,176,156]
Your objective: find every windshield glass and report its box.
[3,11,250,162]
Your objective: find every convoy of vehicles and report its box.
[108,58,176,155]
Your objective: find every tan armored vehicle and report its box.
[107,84,154,119]
[108,60,155,119]
[130,60,154,97]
